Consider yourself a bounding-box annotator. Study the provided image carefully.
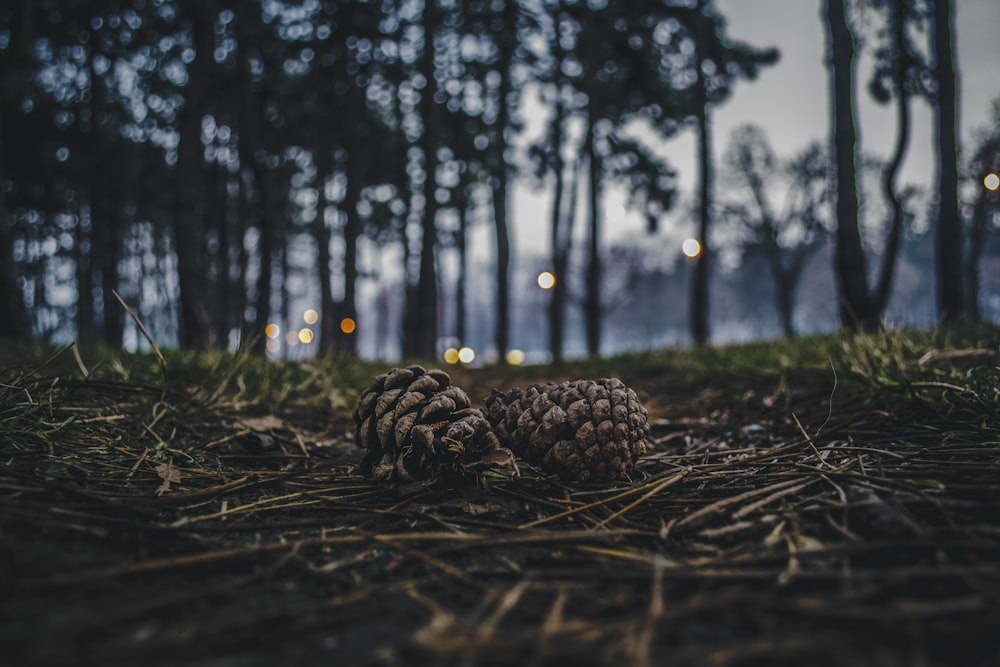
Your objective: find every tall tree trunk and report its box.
[213,161,232,347]
[873,0,911,315]
[548,85,568,363]
[335,86,376,358]
[455,186,469,345]
[234,178,251,348]
[173,2,215,348]
[251,166,275,354]
[96,189,123,346]
[75,204,97,341]
[415,0,441,360]
[690,106,711,346]
[0,107,31,341]
[315,200,337,355]
[824,0,875,330]
[583,107,601,358]
[340,146,364,356]
[235,10,279,354]
[491,0,517,362]
[963,194,986,323]
[0,2,33,340]
[312,84,338,355]
[690,6,712,346]
[932,0,964,324]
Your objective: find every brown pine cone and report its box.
[354,365,513,486]
[485,378,649,482]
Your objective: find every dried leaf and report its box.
[155,462,183,496]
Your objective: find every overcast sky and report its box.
[507,0,1000,257]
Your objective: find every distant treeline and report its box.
[0,1,996,360]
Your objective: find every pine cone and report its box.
[485,378,649,482]
[354,365,513,486]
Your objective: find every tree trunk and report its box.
[0,109,31,341]
[873,0,911,315]
[932,0,964,324]
[690,128,711,346]
[775,267,795,338]
[235,10,279,354]
[824,0,875,330]
[490,0,517,362]
[251,165,275,354]
[312,84,338,355]
[415,0,441,360]
[690,8,712,346]
[455,186,469,346]
[548,85,568,363]
[75,202,98,342]
[583,107,601,358]
[173,2,215,349]
[964,194,986,322]
[339,138,364,357]
[96,188,123,346]
[315,201,337,356]
[213,161,232,347]
[0,3,33,341]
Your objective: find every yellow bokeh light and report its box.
[303,309,319,325]
[682,238,702,258]
[265,338,280,353]
[297,328,314,344]
[265,323,280,339]
[443,347,460,364]
[537,271,556,290]
[340,317,356,334]
[458,347,475,364]
[985,173,1000,192]
[506,349,526,366]
[285,331,299,346]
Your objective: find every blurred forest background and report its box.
[1,0,998,363]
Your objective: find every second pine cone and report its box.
[485,378,649,482]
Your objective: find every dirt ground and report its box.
[2,347,999,666]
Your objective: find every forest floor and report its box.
[2,326,999,667]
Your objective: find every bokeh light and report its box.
[297,328,314,344]
[265,338,280,353]
[340,317,356,334]
[506,349,526,366]
[285,331,299,346]
[265,323,280,339]
[443,347,460,364]
[682,238,702,258]
[303,309,319,325]
[458,346,475,364]
[985,173,1000,192]
[537,271,556,290]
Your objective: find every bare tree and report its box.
[720,126,830,337]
